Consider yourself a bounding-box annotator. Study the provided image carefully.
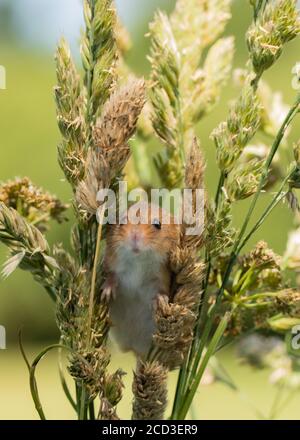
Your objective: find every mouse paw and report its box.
[153,293,169,313]
[101,284,116,303]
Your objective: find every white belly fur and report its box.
[109,247,164,356]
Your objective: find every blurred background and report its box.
[0,0,300,420]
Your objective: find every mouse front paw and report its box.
[101,278,117,303]
[153,292,169,313]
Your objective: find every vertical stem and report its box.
[89,400,96,420]
[79,384,87,420]
[177,312,230,420]
[87,204,105,345]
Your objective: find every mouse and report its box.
[102,202,181,357]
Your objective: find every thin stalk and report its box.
[79,383,87,420]
[76,383,81,419]
[236,186,290,255]
[214,171,225,208]
[171,355,188,418]
[177,312,230,420]
[89,401,96,420]
[185,305,215,390]
[58,346,77,412]
[87,204,105,345]
[241,291,281,302]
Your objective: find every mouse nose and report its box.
[130,230,142,252]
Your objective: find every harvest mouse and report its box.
[102,202,181,357]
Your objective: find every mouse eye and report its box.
[153,218,161,230]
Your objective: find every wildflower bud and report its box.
[0,177,68,232]
[276,289,300,315]
[240,241,281,271]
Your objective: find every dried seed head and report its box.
[153,295,196,369]
[93,78,146,152]
[240,241,281,271]
[185,137,205,192]
[276,289,300,317]
[98,398,120,420]
[169,246,193,274]
[103,369,125,407]
[69,347,110,400]
[75,149,111,216]
[0,177,68,231]
[174,284,202,314]
[132,360,168,420]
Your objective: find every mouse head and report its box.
[106,202,181,258]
